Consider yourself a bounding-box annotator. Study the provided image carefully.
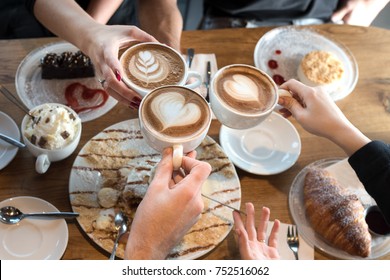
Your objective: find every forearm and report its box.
[138,0,182,50]
[33,0,99,53]
[327,122,371,156]
[86,0,124,24]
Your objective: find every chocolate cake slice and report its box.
[41,51,95,79]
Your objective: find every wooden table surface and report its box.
[1,24,390,260]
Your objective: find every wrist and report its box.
[328,124,371,156]
[125,236,168,260]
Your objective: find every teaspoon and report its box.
[0,206,79,224]
[109,212,128,260]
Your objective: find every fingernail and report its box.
[115,69,121,82]
[131,96,142,106]
[129,101,140,109]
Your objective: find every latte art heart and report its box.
[223,74,260,102]
[151,92,201,131]
[129,50,169,86]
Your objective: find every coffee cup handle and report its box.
[185,71,202,89]
[172,144,183,171]
[274,89,292,111]
[36,154,51,174]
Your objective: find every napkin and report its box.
[324,158,375,206]
[266,221,314,260]
[184,53,219,98]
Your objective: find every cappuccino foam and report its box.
[214,66,275,114]
[121,44,184,90]
[141,87,210,139]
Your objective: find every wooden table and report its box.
[1,24,390,260]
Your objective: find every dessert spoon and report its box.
[109,212,128,260]
[0,206,79,224]
[0,84,38,124]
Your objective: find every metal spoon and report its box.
[0,206,79,224]
[0,132,26,148]
[109,212,128,260]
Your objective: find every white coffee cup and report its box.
[210,64,287,129]
[21,103,82,174]
[120,42,202,97]
[138,86,212,170]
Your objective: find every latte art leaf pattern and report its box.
[223,74,260,102]
[129,50,169,86]
[152,92,202,131]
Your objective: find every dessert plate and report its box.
[219,112,301,175]
[0,196,68,260]
[289,158,390,259]
[0,111,20,170]
[69,118,241,260]
[254,26,358,101]
[15,41,117,122]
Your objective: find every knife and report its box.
[0,132,26,148]
[205,61,211,102]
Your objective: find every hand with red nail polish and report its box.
[32,0,172,106]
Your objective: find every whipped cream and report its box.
[24,104,81,150]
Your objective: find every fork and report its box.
[287,225,299,260]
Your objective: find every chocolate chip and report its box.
[69,113,76,120]
[38,137,47,148]
[31,135,37,145]
[45,117,50,123]
[61,131,70,139]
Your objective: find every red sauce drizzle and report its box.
[275,50,282,55]
[268,59,278,69]
[272,74,286,85]
[65,82,109,113]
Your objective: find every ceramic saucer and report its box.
[0,196,68,260]
[219,112,301,175]
[0,111,20,170]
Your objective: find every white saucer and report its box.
[0,111,20,170]
[219,112,301,175]
[0,196,68,260]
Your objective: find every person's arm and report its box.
[125,148,211,259]
[278,79,390,223]
[86,0,124,24]
[32,0,157,106]
[332,0,389,26]
[137,0,183,51]
[278,79,371,156]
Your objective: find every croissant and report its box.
[304,167,371,258]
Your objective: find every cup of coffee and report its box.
[210,64,280,129]
[21,103,82,174]
[139,86,212,170]
[120,43,202,97]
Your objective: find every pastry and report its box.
[304,167,371,257]
[41,51,95,79]
[297,50,344,90]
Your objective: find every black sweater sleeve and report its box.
[348,140,390,224]
[25,0,36,13]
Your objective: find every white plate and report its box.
[289,158,390,259]
[254,26,358,101]
[0,196,68,260]
[69,118,241,260]
[219,112,301,175]
[15,41,117,122]
[0,111,20,170]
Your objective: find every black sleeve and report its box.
[25,0,36,13]
[348,140,390,224]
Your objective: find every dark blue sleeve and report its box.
[348,140,390,224]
